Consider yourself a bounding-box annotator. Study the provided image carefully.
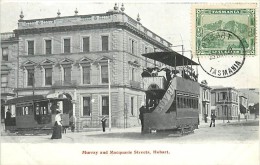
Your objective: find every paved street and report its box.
[1,119,258,143]
[1,119,259,165]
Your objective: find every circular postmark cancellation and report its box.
[197,29,245,78]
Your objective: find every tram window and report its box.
[181,97,184,108]
[43,107,48,114]
[16,107,22,116]
[36,107,40,115]
[183,98,186,108]
[41,107,44,115]
[191,99,193,108]
[28,106,33,115]
[177,97,180,108]
[25,107,29,115]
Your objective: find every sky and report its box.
[1,1,259,88]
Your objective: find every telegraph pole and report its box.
[108,59,112,131]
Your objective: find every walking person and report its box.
[101,116,107,132]
[210,112,216,127]
[51,109,62,139]
[139,102,146,133]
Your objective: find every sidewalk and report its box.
[199,118,259,128]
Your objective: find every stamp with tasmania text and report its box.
[195,7,256,56]
[192,4,257,78]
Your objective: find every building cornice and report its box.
[14,84,146,92]
[14,22,171,51]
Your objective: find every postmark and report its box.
[192,4,257,78]
[198,29,245,78]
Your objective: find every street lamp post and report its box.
[108,59,112,131]
[227,89,230,123]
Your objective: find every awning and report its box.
[142,51,199,67]
[5,95,45,105]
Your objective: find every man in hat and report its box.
[139,102,147,133]
[101,116,107,132]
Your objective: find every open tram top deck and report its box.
[141,51,200,133]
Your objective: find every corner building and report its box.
[211,87,239,120]
[14,5,172,130]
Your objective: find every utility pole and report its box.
[227,88,230,123]
[108,59,112,131]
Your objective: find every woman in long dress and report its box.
[51,110,62,139]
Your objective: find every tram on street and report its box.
[4,94,71,135]
[141,51,200,134]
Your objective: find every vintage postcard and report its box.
[1,1,259,165]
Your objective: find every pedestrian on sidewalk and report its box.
[139,102,147,133]
[210,112,216,127]
[101,116,107,132]
[51,109,62,139]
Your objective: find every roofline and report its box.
[17,12,172,46]
[200,83,212,89]
[211,87,237,91]
[14,22,171,51]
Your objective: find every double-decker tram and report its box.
[4,94,71,135]
[141,51,200,134]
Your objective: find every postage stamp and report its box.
[192,4,257,78]
[193,5,256,56]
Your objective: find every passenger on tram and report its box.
[5,109,12,126]
[171,70,181,78]
[157,67,167,79]
[141,68,152,77]
[148,98,158,112]
[151,67,159,76]
[6,109,11,120]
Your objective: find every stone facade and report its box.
[2,6,172,130]
[211,87,239,120]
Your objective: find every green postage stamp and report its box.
[193,4,256,56]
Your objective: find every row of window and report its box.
[83,96,137,117]
[24,36,156,56]
[25,64,108,86]
[177,96,199,109]
[216,105,239,116]
[26,36,109,55]
[83,96,109,116]
[217,92,238,102]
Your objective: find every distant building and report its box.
[239,95,248,114]
[237,88,259,105]
[211,87,239,120]
[199,80,211,122]
[1,32,18,123]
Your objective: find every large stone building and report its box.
[211,87,239,120]
[1,4,172,130]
